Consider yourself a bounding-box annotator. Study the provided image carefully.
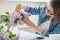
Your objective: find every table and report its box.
[11,27,49,40]
[20,30,49,40]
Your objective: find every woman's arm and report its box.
[23,19,43,33]
[15,4,41,15]
[15,4,43,34]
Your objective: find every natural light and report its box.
[1,0,49,2]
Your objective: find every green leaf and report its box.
[0,15,6,18]
[7,29,13,38]
[5,12,9,15]
[14,18,19,24]
[21,14,25,21]
[4,18,9,25]
[0,25,4,31]
[0,15,9,23]
[7,29,16,38]
[13,34,16,37]
[4,18,9,22]
[3,15,9,25]
[0,25,4,29]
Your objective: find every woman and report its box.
[45,0,60,37]
[15,0,60,37]
[50,0,60,23]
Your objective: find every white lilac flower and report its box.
[0,36,4,40]
[0,30,6,40]
[7,12,15,29]
[22,12,31,19]
[18,20,24,25]
[0,29,20,40]
[20,9,31,19]
[0,33,4,40]
[0,30,5,37]
[3,33,9,40]
[7,10,31,29]
[14,13,22,19]
[7,20,15,29]
[7,12,22,29]
[0,16,6,24]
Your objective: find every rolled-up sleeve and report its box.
[25,6,41,15]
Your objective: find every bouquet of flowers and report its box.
[0,4,31,40]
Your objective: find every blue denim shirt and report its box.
[25,5,60,37]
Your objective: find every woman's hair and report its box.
[50,0,60,23]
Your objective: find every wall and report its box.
[0,1,45,33]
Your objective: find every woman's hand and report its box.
[15,4,43,34]
[23,19,43,33]
[15,4,25,12]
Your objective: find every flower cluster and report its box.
[0,9,31,40]
[0,25,19,40]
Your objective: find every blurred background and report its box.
[0,0,49,33]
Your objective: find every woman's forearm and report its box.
[23,19,43,33]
